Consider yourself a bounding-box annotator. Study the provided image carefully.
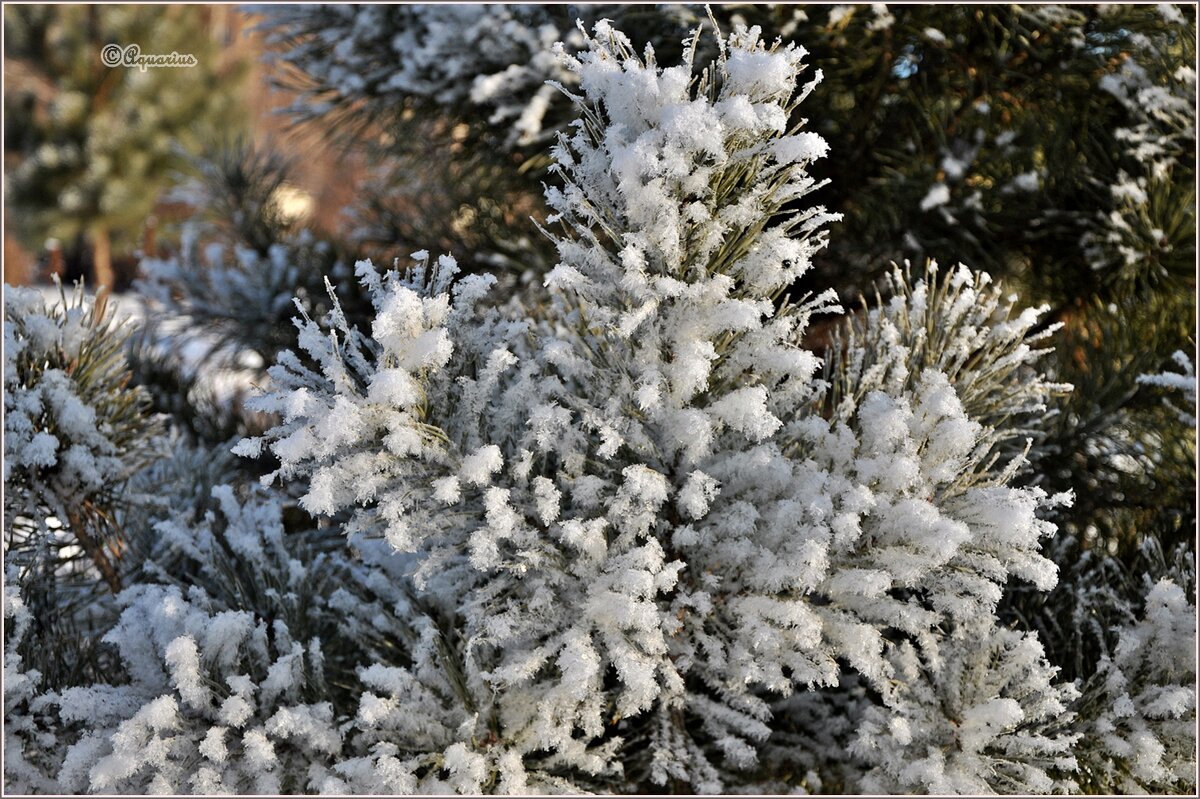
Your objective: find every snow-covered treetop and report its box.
[227,19,1079,791]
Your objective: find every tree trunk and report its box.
[92,225,113,315]
[46,238,64,280]
[142,215,158,260]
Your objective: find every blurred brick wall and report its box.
[4,229,34,286]
[234,9,365,236]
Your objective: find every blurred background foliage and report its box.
[3,5,248,296]
[3,2,1196,689]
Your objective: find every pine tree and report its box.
[261,0,1197,735]
[3,8,1196,797]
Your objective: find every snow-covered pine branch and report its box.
[852,618,1081,794]
[229,19,1083,793]
[1138,349,1197,427]
[260,4,584,148]
[1072,577,1197,793]
[4,282,162,596]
